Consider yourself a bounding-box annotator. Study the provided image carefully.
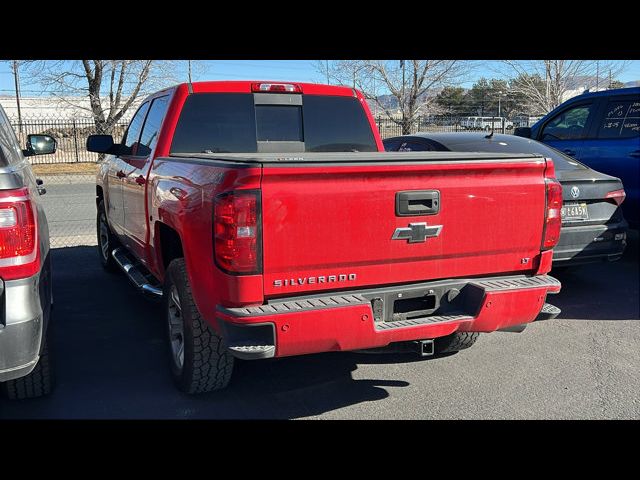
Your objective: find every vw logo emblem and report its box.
[570,186,580,198]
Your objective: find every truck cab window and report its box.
[137,96,170,157]
[122,102,150,155]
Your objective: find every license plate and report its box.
[561,202,589,222]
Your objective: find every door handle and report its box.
[135,175,146,186]
[563,149,576,156]
[116,170,126,178]
[629,150,640,158]
[396,190,440,216]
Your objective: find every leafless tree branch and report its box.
[318,60,469,134]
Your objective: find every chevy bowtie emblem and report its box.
[392,222,442,243]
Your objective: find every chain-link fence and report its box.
[373,115,535,138]
[13,112,538,249]
[37,173,98,248]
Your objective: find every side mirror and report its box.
[86,134,116,153]
[514,127,532,138]
[35,178,46,195]
[24,134,57,156]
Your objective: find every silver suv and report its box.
[0,104,56,399]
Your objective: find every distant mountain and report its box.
[624,80,640,87]
[366,90,443,113]
[375,94,398,109]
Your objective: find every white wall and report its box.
[0,96,141,120]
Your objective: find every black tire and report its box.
[97,199,119,273]
[435,332,479,354]
[164,258,234,394]
[2,329,55,400]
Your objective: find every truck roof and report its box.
[184,80,357,97]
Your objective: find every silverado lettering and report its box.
[274,273,358,288]
[91,80,562,394]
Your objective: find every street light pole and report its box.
[12,60,23,136]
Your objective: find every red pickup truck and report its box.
[88,81,562,394]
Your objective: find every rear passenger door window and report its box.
[122,102,150,155]
[137,96,170,157]
[540,103,595,141]
[597,99,640,139]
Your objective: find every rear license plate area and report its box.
[391,294,438,321]
[561,202,589,222]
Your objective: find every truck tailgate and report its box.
[260,155,548,297]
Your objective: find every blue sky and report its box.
[1,60,638,96]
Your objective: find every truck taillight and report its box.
[542,179,563,250]
[214,190,261,275]
[251,83,302,93]
[0,187,39,280]
[605,188,626,206]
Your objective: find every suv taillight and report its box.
[0,187,39,280]
[605,188,626,206]
[214,190,261,274]
[542,177,563,250]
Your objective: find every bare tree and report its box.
[500,60,629,114]
[23,60,179,134]
[319,60,469,134]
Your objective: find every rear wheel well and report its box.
[158,223,184,272]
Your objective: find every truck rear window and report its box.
[170,93,377,154]
[255,105,303,142]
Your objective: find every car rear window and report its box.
[170,93,377,154]
[445,138,587,171]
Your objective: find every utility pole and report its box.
[12,60,23,136]
[400,60,405,109]
[545,61,551,111]
[187,60,192,83]
[325,60,329,84]
[400,60,406,132]
[596,60,599,90]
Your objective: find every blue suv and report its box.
[516,87,639,228]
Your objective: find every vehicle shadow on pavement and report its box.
[0,246,413,419]
[550,232,639,321]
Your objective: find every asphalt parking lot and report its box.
[1,235,638,419]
